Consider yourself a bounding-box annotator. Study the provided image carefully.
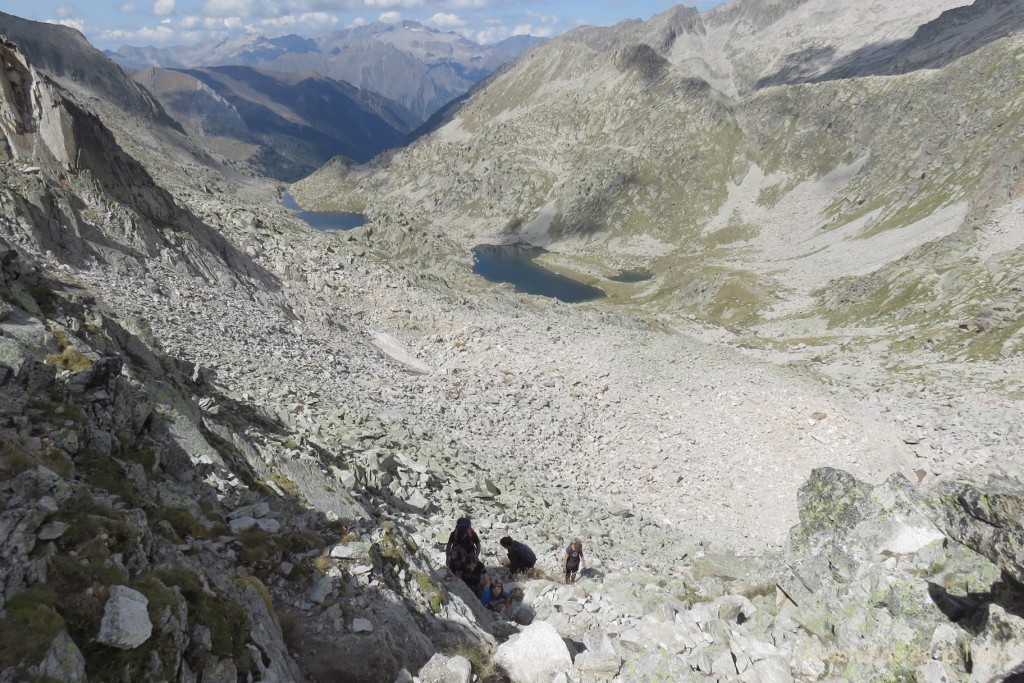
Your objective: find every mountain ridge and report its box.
[106,21,545,121]
[136,64,418,181]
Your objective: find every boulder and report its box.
[417,653,473,683]
[967,604,1024,682]
[330,542,368,560]
[494,621,572,682]
[228,516,258,533]
[753,656,795,683]
[573,634,621,677]
[310,577,336,604]
[38,631,86,682]
[932,477,1024,585]
[97,585,152,649]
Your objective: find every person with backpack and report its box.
[461,554,488,596]
[500,536,536,577]
[446,517,481,570]
[563,538,585,583]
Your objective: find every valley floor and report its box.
[62,185,1024,556]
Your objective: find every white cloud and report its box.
[202,0,260,17]
[349,17,367,27]
[118,2,138,12]
[259,12,341,32]
[379,11,402,23]
[100,24,176,43]
[56,4,78,19]
[154,0,175,15]
[525,11,560,26]
[443,0,488,8]
[49,18,86,32]
[424,12,465,29]
[366,0,424,7]
[473,22,552,44]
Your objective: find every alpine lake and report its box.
[282,193,367,231]
[471,244,652,304]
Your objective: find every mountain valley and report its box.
[1,2,1024,682]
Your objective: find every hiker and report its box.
[563,538,585,584]
[500,536,536,577]
[461,553,488,596]
[447,546,468,576]
[481,578,511,612]
[445,517,481,567]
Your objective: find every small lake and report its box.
[282,193,367,231]
[608,270,653,283]
[472,244,605,303]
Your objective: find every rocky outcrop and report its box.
[933,477,1024,585]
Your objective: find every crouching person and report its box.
[500,536,536,577]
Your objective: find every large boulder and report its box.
[96,585,152,649]
[416,653,473,683]
[932,477,1024,585]
[494,621,572,683]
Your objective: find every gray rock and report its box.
[37,520,69,540]
[405,491,432,514]
[228,502,270,519]
[239,582,302,681]
[916,660,957,683]
[97,585,153,649]
[256,517,281,533]
[494,621,572,682]
[352,618,374,633]
[228,516,258,533]
[932,477,1024,585]
[330,542,368,559]
[201,657,238,683]
[310,577,336,605]
[967,604,1024,682]
[574,634,621,676]
[38,631,86,683]
[753,656,794,683]
[417,652,473,683]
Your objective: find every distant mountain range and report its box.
[133,65,420,181]
[106,22,544,122]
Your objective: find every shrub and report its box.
[416,572,444,613]
[0,592,65,671]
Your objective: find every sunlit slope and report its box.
[295,1,1024,358]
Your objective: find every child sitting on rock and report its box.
[481,579,511,612]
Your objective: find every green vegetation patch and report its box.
[0,592,66,671]
[157,568,253,672]
[415,572,444,613]
[75,448,138,507]
[236,529,279,566]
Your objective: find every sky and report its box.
[2,0,727,50]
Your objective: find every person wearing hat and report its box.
[446,517,481,570]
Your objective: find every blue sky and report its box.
[2,1,727,49]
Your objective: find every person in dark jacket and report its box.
[461,554,488,596]
[500,536,536,576]
[446,517,481,569]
